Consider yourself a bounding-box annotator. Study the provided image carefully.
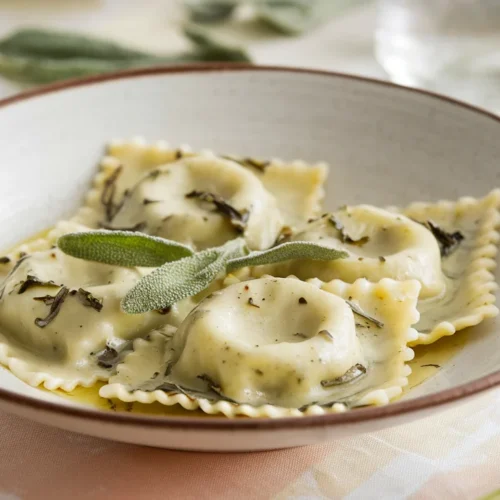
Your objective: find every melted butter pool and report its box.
[405,328,468,394]
[54,382,209,417]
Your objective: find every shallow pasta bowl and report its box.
[0,65,499,451]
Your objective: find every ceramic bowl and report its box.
[0,65,499,451]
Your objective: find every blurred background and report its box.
[0,0,499,113]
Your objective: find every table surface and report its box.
[0,2,499,499]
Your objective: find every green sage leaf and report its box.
[256,0,368,35]
[58,231,193,268]
[0,27,251,85]
[186,1,237,23]
[122,238,246,314]
[0,28,153,61]
[183,24,251,62]
[227,241,348,272]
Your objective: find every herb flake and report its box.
[185,190,249,233]
[346,300,384,328]
[247,297,260,308]
[75,288,103,312]
[34,286,69,328]
[18,275,60,294]
[321,363,366,387]
[425,220,465,257]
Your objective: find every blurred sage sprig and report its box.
[0,27,250,85]
[58,230,347,314]
[186,0,368,35]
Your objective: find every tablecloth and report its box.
[0,2,499,498]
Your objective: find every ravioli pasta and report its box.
[72,137,327,250]
[100,277,419,417]
[0,140,498,417]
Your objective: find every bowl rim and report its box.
[0,63,499,431]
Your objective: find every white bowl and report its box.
[0,65,499,452]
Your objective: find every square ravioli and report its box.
[71,137,327,238]
[0,221,197,391]
[100,277,419,418]
[400,190,500,345]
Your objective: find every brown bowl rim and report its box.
[0,63,499,431]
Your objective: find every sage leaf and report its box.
[186,1,237,23]
[122,238,246,314]
[183,24,251,62]
[0,28,153,61]
[227,241,348,272]
[256,0,368,35]
[58,231,193,268]
[0,27,251,85]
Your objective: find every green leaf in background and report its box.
[122,238,247,314]
[186,0,237,23]
[256,0,366,35]
[58,231,194,268]
[0,28,153,61]
[185,0,369,35]
[227,241,348,272]
[183,23,251,62]
[0,27,251,85]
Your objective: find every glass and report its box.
[375,0,500,113]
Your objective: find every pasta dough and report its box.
[72,138,327,244]
[100,277,419,417]
[253,205,445,299]
[0,246,192,391]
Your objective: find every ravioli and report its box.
[72,137,327,245]
[253,205,445,299]
[399,190,500,345]
[0,246,193,391]
[100,277,419,417]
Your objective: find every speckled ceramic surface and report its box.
[0,66,499,451]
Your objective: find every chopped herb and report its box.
[75,288,103,312]
[18,274,60,294]
[318,329,334,341]
[0,254,29,299]
[33,294,55,305]
[151,371,160,379]
[247,297,260,308]
[95,346,118,369]
[425,220,465,257]
[254,369,264,376]
[346,300,384,328]
[321,363,366,387]
[107,399,117,411]
[94,340,133,369]
[185,190,250,233]
[143,198,161,205]
[294,332,308,339]
[221,154,270,172]
[196,373,238,403]
[175,150,183,159]
[101,166,123,222]
[18,251,27,258]
[298,297,307,304]
[379,256,386,263]
[34,286,69,328]
[99,221,147,232]
[0,256,10,264]
[328,215,370,246]
[421,363,441,368]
